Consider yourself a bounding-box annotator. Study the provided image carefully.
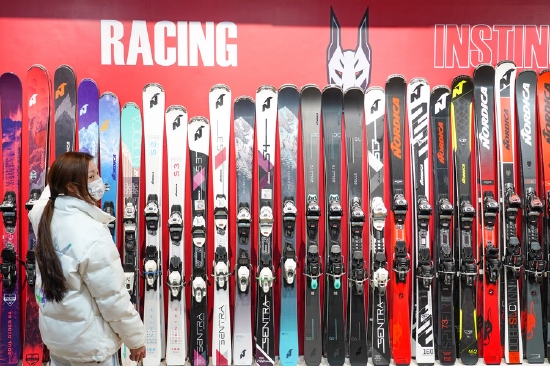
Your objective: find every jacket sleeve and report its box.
[79,230,145,349]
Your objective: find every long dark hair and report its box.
[36,151,95,302]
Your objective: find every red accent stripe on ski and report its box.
[215,147,227,169]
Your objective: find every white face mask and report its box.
[88,177,105,201]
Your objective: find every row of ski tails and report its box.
[2,60,550,366]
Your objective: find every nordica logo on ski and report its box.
[390,97,402,159]
[216,94,225,108]
[150,93,159,108]
[262,97,272,111]
[29,93,38,107]
[80,104,89,116]
[437,122,445,164]
[327,7,372,90]
[478,87,491,150]
[499,68,514,96]
[173,114,183,130]
[503,109,511,151]
[434,92,449,114]
[101,20,237,67]
[195,126,205,140]
[544,83,550,143]
[520,83,533,146]
[56,83,67,99]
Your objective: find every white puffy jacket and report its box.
[28,186,145,362]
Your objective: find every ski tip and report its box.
[0,72,22,85]
[56,64,75,72]
[122,101,140,111]
[234,95,255,104]
[143,83,164,92]
[256,84,277,94]
[278,83,298,92]
[27,64,49,73]
[100,91,119,100]
[451,74,472,85]
[496,59,516,68]
[299,84,321,94]
[210,83,231,93]
[321,84,343,93]
[344,86,364,95]
[189,115,209,125]
[538,69,550,76]
[166,104,188,115]
[431,85,450,94]
[408,76,429,86]
[517,69,537,77]
[365,85,384,95]
[473,63,495,71]
[78,78,98,86]
[386,74,407,83]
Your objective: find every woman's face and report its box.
[88,160,100,183]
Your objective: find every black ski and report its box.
[495,61,522,364]
[344,86,368,363]
[516,70,545,363]
[450,75,477,365]
[300,85,323,366]
[322,85,346,364]
[408,78,435,366]
[365,86,389,366]
[188,116,210,366]
[430,85,456,365]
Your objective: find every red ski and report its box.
[22,65,50,366]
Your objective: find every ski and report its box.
[209,84,232,366]
[345,86,367,364]
[364,87,390,365]
[77,78,99,163]
[99,92,120,243]
[53,65,76,158]
[0,72,23,366]
[536,69,550,362]
[254,85,277,366]
[233,96,255,366]
[494,61,522,364]
[300,85,323,366]
[120,102,143,366]
[516,70,545,362]
[22,65,50,366]
[277,84,299,366]
[189,116,210,366]
[408,77,434,366]
[322,85,346,365]
[365,86,389,366]
[473,64,501,365]
[450,75,478,364]
[165,106,187,366]
[430,85,455,365]
[142,84,165,366]
[385,75,411,366]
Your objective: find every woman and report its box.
[28,152,146,365]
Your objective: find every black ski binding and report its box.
[1,244,17,289]
[0,191,16,232]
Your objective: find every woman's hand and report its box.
[129,345,146,362]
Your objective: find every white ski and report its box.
[142,84,165,366]
[209,84,233,365]
[165,105,188,365]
